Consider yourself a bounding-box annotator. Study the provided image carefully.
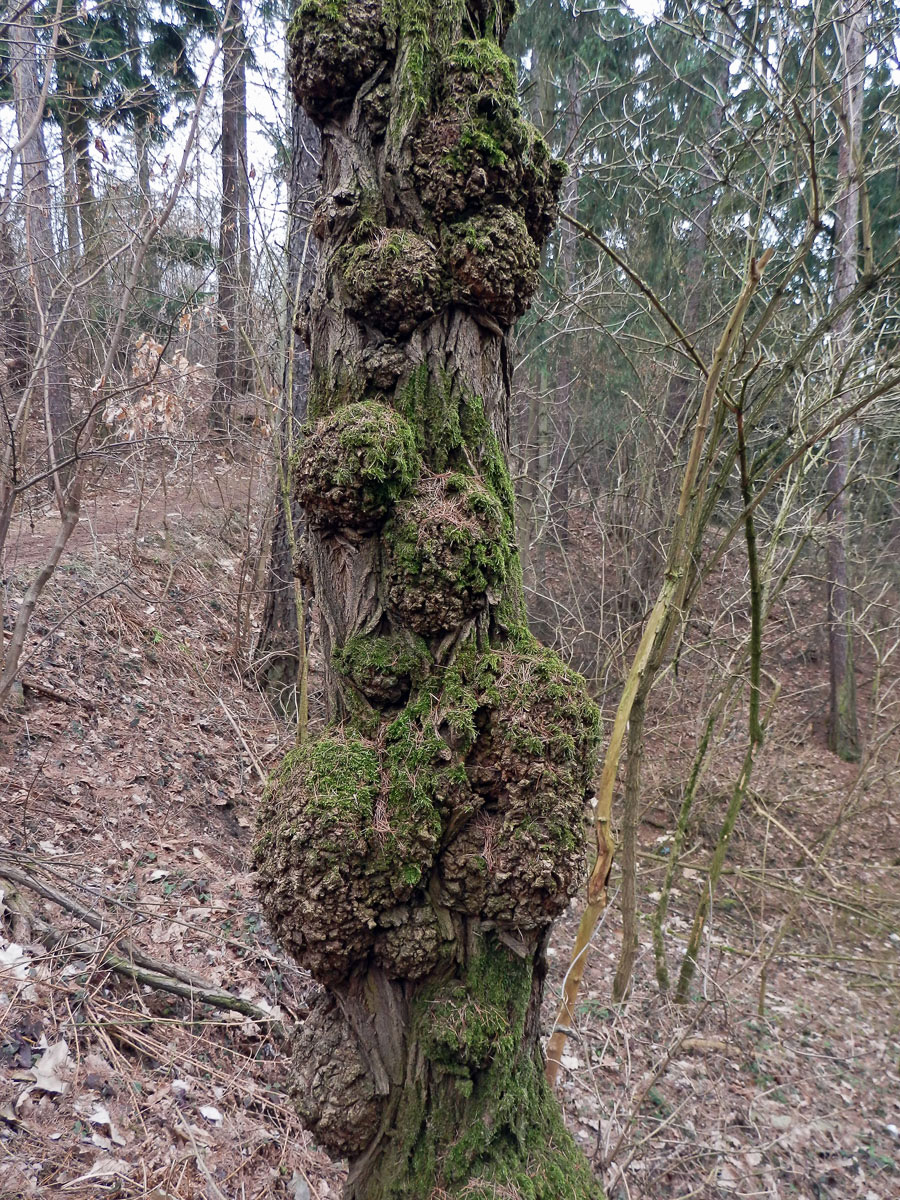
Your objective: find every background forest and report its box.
[1,0,899,1197]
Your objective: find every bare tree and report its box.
[826,0,865,762]
[256,99,319,709]
[212,0,251,431]
[8,3,74,486]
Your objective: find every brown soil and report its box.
[1,450,898,1199]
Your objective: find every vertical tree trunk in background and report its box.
[662,56,728,430]
[71,113,100,275]
[212,0,248,431]
[9,9,74,483]
[826,0,863,762]
[235,60,253,399]
[254,3,603,1196]
[550,71,581,547]
[57,1,101,284]
[60,131,82,266]
[0,218,31,393]
[257,99,320,701]
[126,6,159,319]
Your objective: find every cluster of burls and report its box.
[253,0,601,1167]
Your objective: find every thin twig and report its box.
[0,863,286,1033]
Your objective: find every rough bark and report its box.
[257,101,320,702]
[254,4,604,1197]
[9,8,74,482]
[235,50,253,400]
[60,129,82,266]
[826,0,863,762]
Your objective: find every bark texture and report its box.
[254,4,604,1197]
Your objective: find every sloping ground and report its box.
[2,455,898,1199]
[547,563,900,1198]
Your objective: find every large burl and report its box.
[254,2,604,1197]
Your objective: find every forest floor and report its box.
[1,443,898,1200]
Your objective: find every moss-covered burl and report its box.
[255,2,604,1196]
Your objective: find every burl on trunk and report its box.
[254,3,604,1196]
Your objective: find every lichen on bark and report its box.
[254,2,604,1196]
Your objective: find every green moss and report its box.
[370,937,604,1198]
[340,230,443,335]
[334,631,432,704]
[276,736,379,819]
[442,206,540,325]
[294,400,418,528]
[446,38,516,95]
[396,364,461,471]
[460,393,517,514]
[290,0,346,24]
[458,124,507,169]
[384,472,512,635]
[366,694,445,872]
[395,373,516,515]
[288,0,387,122]
[383,0,467,128]
[391,377,526,630]
[305,365,366,421]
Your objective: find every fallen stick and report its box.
[0,859,207,987]
[21,678,97,709]
[0,865,288,1036]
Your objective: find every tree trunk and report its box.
[9,8,74,483]
[127,5,159,319]
[256,99,320,702]
[212,0,249,431]
[0,217,31,394]
[60,122,82,266]
[235,73,253,400]
[71,112,100,277]
[826,0,863,762]
[550,70,581,547]
[254,4,603,1197]
[662,57,729,430]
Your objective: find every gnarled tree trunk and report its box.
[254,3,604,1197]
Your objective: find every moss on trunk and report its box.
[254,3,604,1196]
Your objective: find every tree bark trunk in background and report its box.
[662,55,729,430]
[550,70,581,547]
[254,3,603,1196]
[9,8,74,485]
[71,112,100,276]
[126,6,159,320]
[826,0,863,762]
[235,59,253,399]
[257,99,320,703]
[0,218,31,393]
[212,0,248,431]
[56,0,101,285]
[60,130,81,266]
